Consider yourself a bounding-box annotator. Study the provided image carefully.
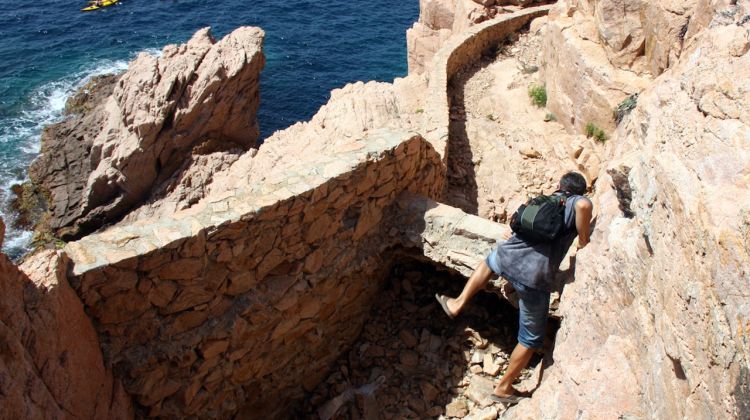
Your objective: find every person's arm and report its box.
[575,198,593,248]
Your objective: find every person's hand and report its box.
[501,229,512,240]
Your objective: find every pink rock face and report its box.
[542,0,725,133]
[513,5,750,419]
[84,26,265,234]
[31,26,265,240]
[0,250,133,419]
[407,0,508,74]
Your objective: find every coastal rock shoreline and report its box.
[25,26,265,242]
[1,0,749,419]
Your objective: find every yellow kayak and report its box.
[81,0,119,11]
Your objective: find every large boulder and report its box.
[30,27,265,240]
[541,0,725,134]
[510,5,750,419]
[0,250,133,419]
[407,0,459,75]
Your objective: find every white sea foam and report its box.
[2,229,33,260]
[0,53,147,258]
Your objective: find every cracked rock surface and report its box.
[30,27,265,240]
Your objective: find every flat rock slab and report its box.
[464,374,496,408]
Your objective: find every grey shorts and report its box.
[485,253,550,350]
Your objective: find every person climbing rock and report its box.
[435,171,593,405]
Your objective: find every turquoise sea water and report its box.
[0,0,418,257]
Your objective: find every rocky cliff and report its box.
[0,225,134,419]
[507,1,750,418]
[541,0,724,133]
[29,27,265,241]
[4,1,749,419]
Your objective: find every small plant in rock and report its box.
[585,122,608,143]
[415,108,424,114]
[486,114,496,121]
[528,84,547,107]
[544,112,557,122]
[614,93,638,125]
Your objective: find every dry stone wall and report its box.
[407,0,550,75]
[64,129,445,418]
[424,6,551,161]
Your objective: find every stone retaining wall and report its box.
[64,129,444,418]
[424,6,551,160]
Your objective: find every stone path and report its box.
[443,28,581,223]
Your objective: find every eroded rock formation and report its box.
[7,1,750,419]
[407,0,548,74]
[508,2,750,419]
[0,247,133,419]
[30,27,265,240]
[541,0,726,133]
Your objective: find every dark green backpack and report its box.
[509,192,571,243]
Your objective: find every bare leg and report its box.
[493,342,534,397]
[444,260,493,316]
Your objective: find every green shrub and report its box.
[585,122,608,143]
[528,84,547,107]
[544,113,557,122]
[614,93,638,124]
[584,122,596,137]
[415,108,424,114]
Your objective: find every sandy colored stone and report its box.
[468,406,498,420]
[149,280,177,308]
[166,311,207,337]
[446,399,469,418]
[156,258,204,281]
[399,350,420,367]
[164,286,214,314]
[399,329,419,348]
[226,271,256,296]
[201,340,230,360]
[482,353,501,376]
[0,250,133,419]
